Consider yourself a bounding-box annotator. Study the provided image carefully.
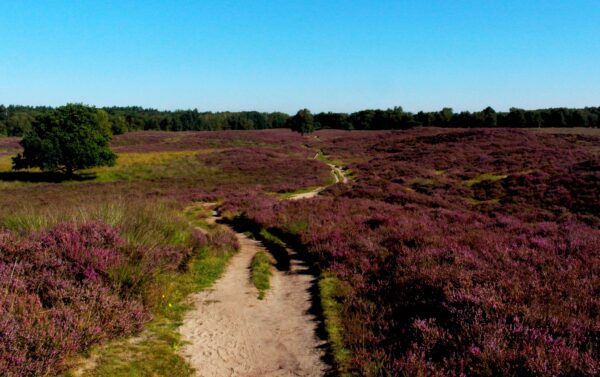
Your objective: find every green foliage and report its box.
[288,108,315,135]
[287,219,308,234]
[251,251,272,299]
[259,228,286,248]
[6,112,34,136]
[482,106,497,127]
[12,104,116,174]
[2,104,599,132]
[110,114,128,135]
[319,274,352,375]
[437,107,454,125]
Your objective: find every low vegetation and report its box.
[319,274,352,375]
[1,127,599,376]
[0,199,193,376]
[67,224,239,377]
[250,251,272,299]
[0,130,328,376]
[224,128,600,376]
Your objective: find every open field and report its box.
[1,128,599,376]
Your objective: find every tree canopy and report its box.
[0,104,599,136]
[288,109,315,135]
[12,104,116,175]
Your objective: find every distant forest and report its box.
[0,104,598,136]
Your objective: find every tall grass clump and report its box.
[319,273,352,374]
[0,198,189,244]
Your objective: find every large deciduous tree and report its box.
[12,104,116,175]
[288,108,315,135]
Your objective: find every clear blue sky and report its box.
[1,0,599,113]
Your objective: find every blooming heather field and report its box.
[1,128,599,376]
[223,129,600,376]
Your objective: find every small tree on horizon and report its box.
[288,108,315,135]
[13,104,117,175]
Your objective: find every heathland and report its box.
[1,127,599,376]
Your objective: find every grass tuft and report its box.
[251,251,272,300]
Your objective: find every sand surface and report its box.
[179,230,328,377]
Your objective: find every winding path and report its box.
[289,161,348,200]
[179,162,347,377]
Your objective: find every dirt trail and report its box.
[290,162,348,200]
[179,163,347,376]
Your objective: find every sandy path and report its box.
[179,230,327,377]
[179,163,347,376]
[290,163,347,200]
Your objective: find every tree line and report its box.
[313,106,600,130]
[1,104,598,136]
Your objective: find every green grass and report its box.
[0,199,189,250]
[314,150,344,167]
[251,251,272,300]
[332,166,344,183]
[319,273,352,376]
[463,172,508,187]
[259,228,286,248]
[82,151,216,183]
[183,202,217,230]
[315,150,350,184]
[0,150,219,188]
